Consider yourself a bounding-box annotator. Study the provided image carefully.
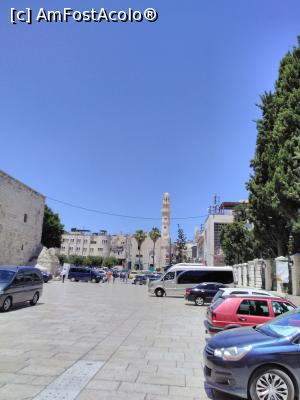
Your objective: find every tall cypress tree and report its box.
[272,37,300,251]
[247,92,289,256]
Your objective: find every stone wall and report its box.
[0,171,45,265]
[233,259,269,290]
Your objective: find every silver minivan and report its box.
[0,266,43,312]
[148,264,234,297]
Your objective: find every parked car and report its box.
[212,287,278,304]
[0,266,43,312]
[119,270,129,279]
[205,295,296,334]
[148,273,162,282]
[132,274,147,285]
[204,308,300,400]
[148,263,233,297]
[129,271,139,279]
[185,283,227,306]
[68,267,102,283]
[41,271,53,283]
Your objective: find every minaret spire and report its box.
[161,192,170,240]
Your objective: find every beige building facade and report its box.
[60,192,172,271]
[60,229,131,265]
[196,202,240,266]
[0,170,45,265]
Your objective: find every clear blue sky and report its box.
[1,0,299,239]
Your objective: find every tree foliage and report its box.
[175,225,187,263]
[247,37,300,255]
[60,255,111,267]
[41,205,64,249]
[102,256,118,268]
[133,230,147,269]
[149,227,161,267]
[220,204,259,265]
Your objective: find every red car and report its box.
[204,295,296,334]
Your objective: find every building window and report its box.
[61,246,65,250]
[136,254,143,258]
[91,241,97,244]
[83,248,87,253]
[84,239,88,244]
[24,214,28,223]
[77,239,81,243]
[90,248,94,253]
[69,247,73,251]
[97,248,103,251]
[76,247,80,251]
[102,240,108,244]
[71,239,75,243]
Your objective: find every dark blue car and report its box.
[204,308,300,400]
[68,266,102,283]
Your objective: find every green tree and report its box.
[41,205,64,249]
[247,92,289,257]
[220,204,259,265]
[58,254,68,265]
[85,256,103,267]
[149,227,161,268]
[133,230,147,270]
[68,255,85,266]
[271,37,300,251]
[175,225,187,263]
[103,256,118,268]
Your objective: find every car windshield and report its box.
[0,270,15,282]
[212,289,225,303]
[257,308,300,338]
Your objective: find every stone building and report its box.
[196,200,240,266]
[0,170,45,265]
[60,229,131,265]
[60,192,172,271]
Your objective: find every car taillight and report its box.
[211,312,217,320]
[186,288,191,295]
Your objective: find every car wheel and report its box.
[44,278,48,283]
[249,367,294,400]
[71,277,76,282]
[30,292,39,306]
[92,278,96,283]
[155,288,165,297]
[1,296,12,312]
[194,296,205,306]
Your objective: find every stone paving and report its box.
[0,280,234,400]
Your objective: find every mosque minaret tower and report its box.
[160,192,171,268]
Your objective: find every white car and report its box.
[212,287,277,304]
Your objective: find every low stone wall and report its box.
[233,259,266,289]
[233,255,300,296]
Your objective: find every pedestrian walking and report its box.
[61,269,66,283]
[125,271,128,284]
[106,270,112,283]
[113,270,117,284]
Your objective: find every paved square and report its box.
[0,280,235,399]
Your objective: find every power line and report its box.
[46,196,208,221]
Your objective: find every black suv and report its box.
[0,266,43,312]
[185,282,227,306]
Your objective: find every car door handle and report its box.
[239,317,247,321]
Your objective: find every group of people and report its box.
[103,269,128,284]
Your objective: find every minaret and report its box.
[161,192,170,240]
[159,192,170,269]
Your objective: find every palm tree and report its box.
[133,230,147,270]
[149,227,161,270]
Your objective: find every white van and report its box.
[148,263,233,297]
